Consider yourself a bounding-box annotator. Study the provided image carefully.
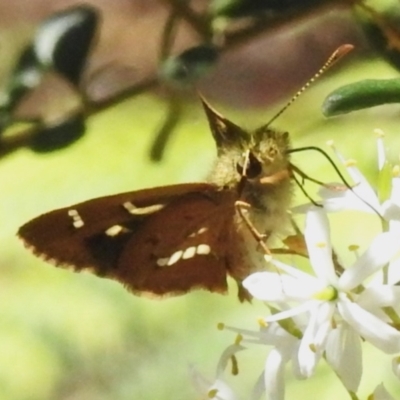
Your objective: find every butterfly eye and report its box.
[236,152,262,179]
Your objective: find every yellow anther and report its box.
[348,244,360,251]
[234,334,243,345]
[231,355,239,376]
[257,317,268,328]
[208,389,218,398]
[309,343,317,353]
[344,159,357,167]
[316,242,327,248]
[264,254,273,263]
[217,322,225,331]
[374,128,385,137]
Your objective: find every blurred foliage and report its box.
[2,0,400,399]
[0,5,97,140]
[159,44,220,87]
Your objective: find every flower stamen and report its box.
[312,286,337,301]
[257,317,268,328]
[235,334,243,345]
[217,323,225,331]
[345,159,357,167]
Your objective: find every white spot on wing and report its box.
[156,258,169,267]
[182,246,196,260]
[196,244,211,255]
[123,202,165,215]
[105,225,124,237]
[68,209,84,228]
[157,244,211,268]
[167,250,183,266]
[188,226,208,238]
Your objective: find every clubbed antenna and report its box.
[265,44,354,128]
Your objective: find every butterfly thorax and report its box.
[208,126,293,282]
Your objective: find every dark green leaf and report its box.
[209,0,320,18]
[159,44,219,87]
[29,113,86,152]
[356,5,400,72]
[0,45,43,134]
[34,5,99,86]
[322,78,400,116]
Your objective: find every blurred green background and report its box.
[1,1,400,399]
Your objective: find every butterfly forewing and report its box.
[18,183,238,296]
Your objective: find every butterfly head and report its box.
[246,125,290,178]
[201,97,291,190]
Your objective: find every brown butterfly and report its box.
[18,45,353,301]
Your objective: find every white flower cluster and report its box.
[195,131,400,400]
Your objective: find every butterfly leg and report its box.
[235,200,271,255]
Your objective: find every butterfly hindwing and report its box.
[115,190,237,296]
[18,183,238,296]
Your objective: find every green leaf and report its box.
[30,113,85,152]
[34,4,99,87]
[322,78,400,116]
[159,44,219,87]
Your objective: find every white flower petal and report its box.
[325,324,362,392]
[290,344,303,380]
[189,365,212,396]
[390,176,400,206]
[349,173,381,209]
[242,272,287,301]
[243,272,318,302]
[265,348,286,400]
[249,372,265,400]
[313,305,335,348]
[304,208,330,247]
[258,322,299,348]
[338,296,400,354]
[345,164,366,184]
[320,185,375,213]
[298,335,319,378]
[190,367,238,400]
[241,321,299,349]
[304,208,337,285]
[372,383,396,400]
[339,232,400,290]
[319,177,382,214]
[357,286,400,317]
[389,218,400,237]
[376,134,386,171]
[388,257,400,285]
[392,355,400,379]
[209,379,238,400]
[268,258,316,282]
[382,201,400,221]
[297,302,332,377]
[216,344,245,377]
[265,301,316,323]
